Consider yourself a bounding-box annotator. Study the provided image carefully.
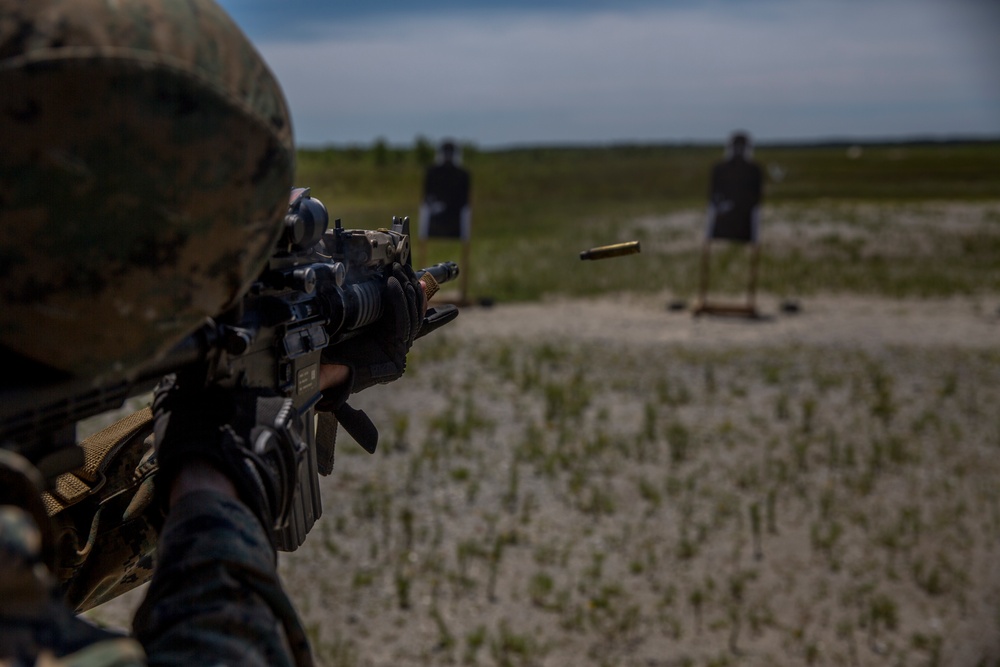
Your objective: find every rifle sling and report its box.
[42,407,154,515]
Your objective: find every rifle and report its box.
[0,187,459,609]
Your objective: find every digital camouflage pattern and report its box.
[0,505,49,616]
[0,0,295,380]
[0,505,146,666]
[44,410,159,614]
[2,471,310,666]
[0,437,146,666]
[133,490,311,667]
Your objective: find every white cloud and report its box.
[254,0,1000,145]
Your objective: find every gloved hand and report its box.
[152,373,305,544]
[314,262,425,461]
[320,262,424,397]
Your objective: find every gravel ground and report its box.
[442,292,1000,351]
[86,289,1000,667]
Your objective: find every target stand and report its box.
[691,240,761,319]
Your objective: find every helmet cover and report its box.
[0,0,295,381]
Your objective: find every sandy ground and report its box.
[308,294,1000,667]
[84,290,1000,667]
[73,199,1000,666]
[444,292,1000,351]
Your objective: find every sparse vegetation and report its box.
[262,340,1000,665]
[82,143,1000,665]
[295,141,1000,301]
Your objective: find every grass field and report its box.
[295,141,1000,302]
[282,335,1000,667]
[83,141,1000,666]
[286,141,1000,665]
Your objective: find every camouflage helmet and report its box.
[0,0,294,381]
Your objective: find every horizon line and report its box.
[296,133,1000,152]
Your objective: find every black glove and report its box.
[152,374,306,545]
[315,263,424,458]
[320,262,424,395]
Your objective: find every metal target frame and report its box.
[692,204,761,318]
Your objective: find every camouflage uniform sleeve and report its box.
[131,491,312,667]
[0,505,145,666]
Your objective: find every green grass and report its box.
[295,140,1000,302]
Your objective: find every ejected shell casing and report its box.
[579,241,641,260]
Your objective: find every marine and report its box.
[0,1,429,665]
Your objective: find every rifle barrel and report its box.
[416,261,460,284]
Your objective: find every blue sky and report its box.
[216,0,1000,148]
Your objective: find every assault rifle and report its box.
[0,188,459,609]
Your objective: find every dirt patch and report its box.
[298,295,1000,667]
[444,292,999,351]
[86,290,1000,666]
